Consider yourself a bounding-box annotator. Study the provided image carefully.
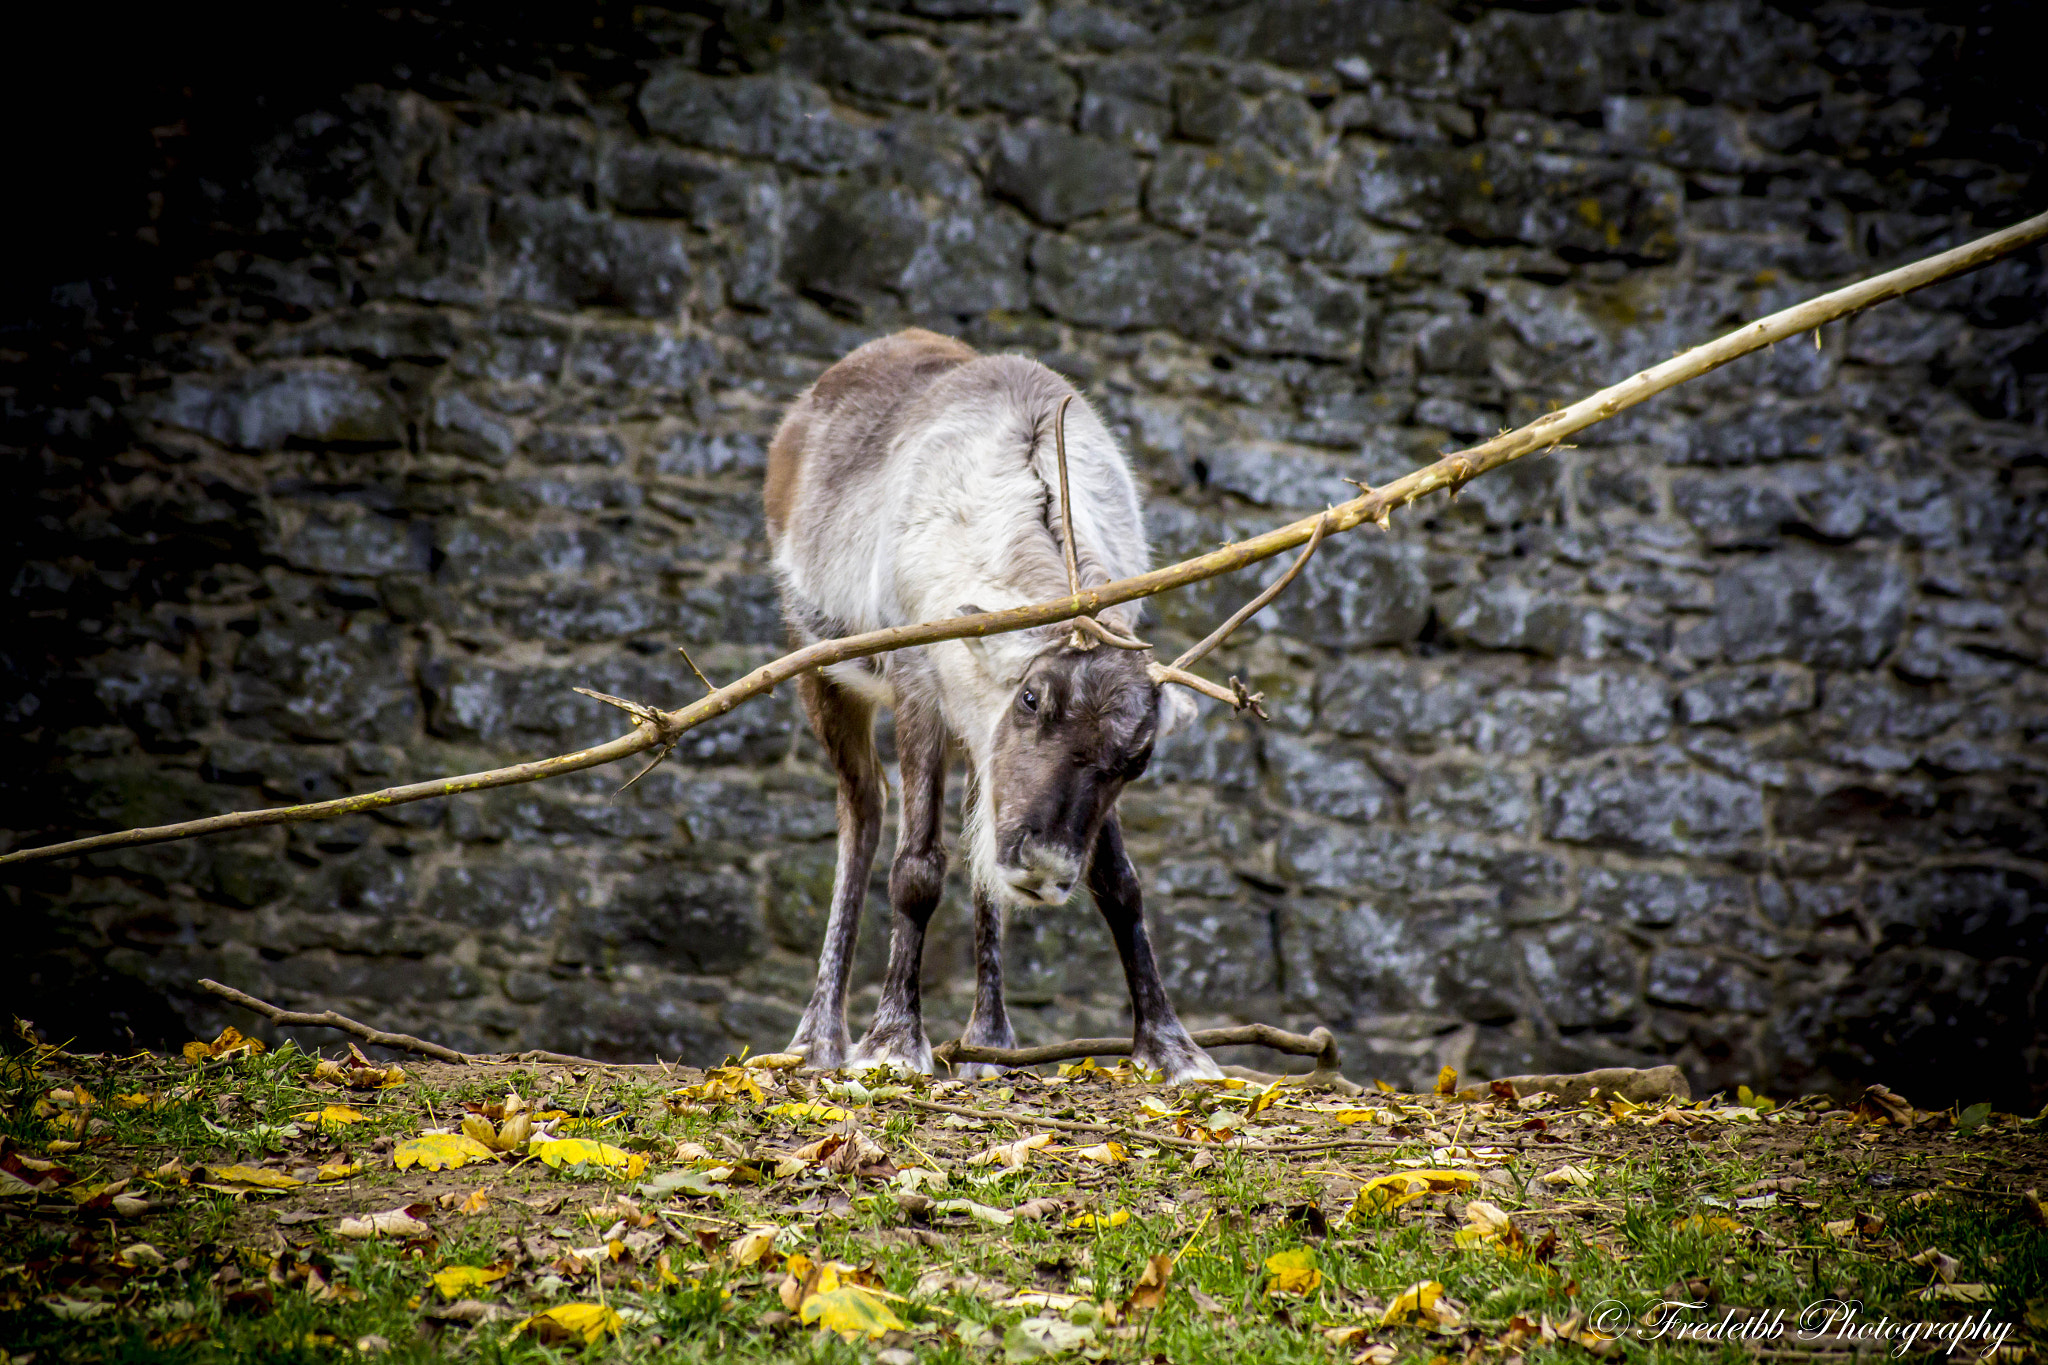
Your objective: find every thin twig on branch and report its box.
[4,209,2044,869]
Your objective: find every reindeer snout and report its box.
[1001,842,1081,906]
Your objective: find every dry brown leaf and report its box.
[337,1205,433,1239]
[2020,1189,2048,1228]
[1123,1253,1173,1315]
[1855,1084,1915,1128]
[1540,1310,1615,1354]
[1907,1246,1961,1284]
[968,1132,1052,1170]
[824,1129,888,1175]
[182,1027,266,1063]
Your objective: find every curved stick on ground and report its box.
[199,980,608,1068]
[199,979,474,1064]
[934,1023,1355,1092]
[5,209,2043,870]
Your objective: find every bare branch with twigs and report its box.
[3,209,2043,870]
[198,978,474,1064]
[197,979,604,1066]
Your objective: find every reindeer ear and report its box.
[956,605,989,664]
[1155,680,1200,738]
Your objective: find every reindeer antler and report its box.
[1051,394,1150,652]
[1049,394,1326,715]
[1145,510,1330,720]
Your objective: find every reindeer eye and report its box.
[1018,688,1038,714]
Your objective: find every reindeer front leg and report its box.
[786,674,883,1071]
[847,701,948,1074]
[953,883,1019,1079]
[1088,812,1222,1082]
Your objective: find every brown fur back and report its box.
[763,329,980,540]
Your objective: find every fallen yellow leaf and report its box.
[730,1228,780,1267]
[802,1284,907,1339]
[1454,1199,1525,1252]
[313,1160,362,1183]
[430,1263,508,1298]
[313,1055,407,1089]
[1264,1247,1322,1296]
[1382,1279,1461,1328]
[461,1109,533,1154]
[394,1134,497,1172]
[457,1188,490,1214]
[668,1066,766,1107]
[298,1105,366,1126]
[202,1165,303,1190]
[1068,1210,1132,1230]
[1351,1169,1478,1213]
[1434,1066,1458,1096]
[764,1102,851,1123]
[1071,1140,1129,1165]
[512,1302,622,1346]
[182,1027,265,1063]
[531,1138,647,1179]
[1249,1082,1286,1117]
[1333,1109,1381,1125]
[1672,1214,1743,1236]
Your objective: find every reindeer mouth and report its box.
[1000,849,1080,906]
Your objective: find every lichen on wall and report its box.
[4,1,2043,1108]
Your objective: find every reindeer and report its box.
[762,328,1227,1081]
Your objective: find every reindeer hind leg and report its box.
[847,697,948,1074]
[785,672,884,1071]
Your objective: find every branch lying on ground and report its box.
[905,1096,1408,1154]
[197,979,603,1068]
[4,209,2044,869]
[936,1023,1339,1071]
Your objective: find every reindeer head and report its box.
[978,643,1186,905]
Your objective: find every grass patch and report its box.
[2,1030,2044,1363]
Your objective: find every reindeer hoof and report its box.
[1134,1033,1224,1083]
[847,1028,934,1077]
[786,1019,853,1073]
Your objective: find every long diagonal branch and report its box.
[4,208,2044,870]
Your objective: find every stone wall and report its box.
[5,2,2045,1107]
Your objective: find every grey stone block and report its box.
[1708,551,1911,670]
[1543,752,1763,857]
[638,70,873,173]
[988,125,1140,226]
[149,367,403,452]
